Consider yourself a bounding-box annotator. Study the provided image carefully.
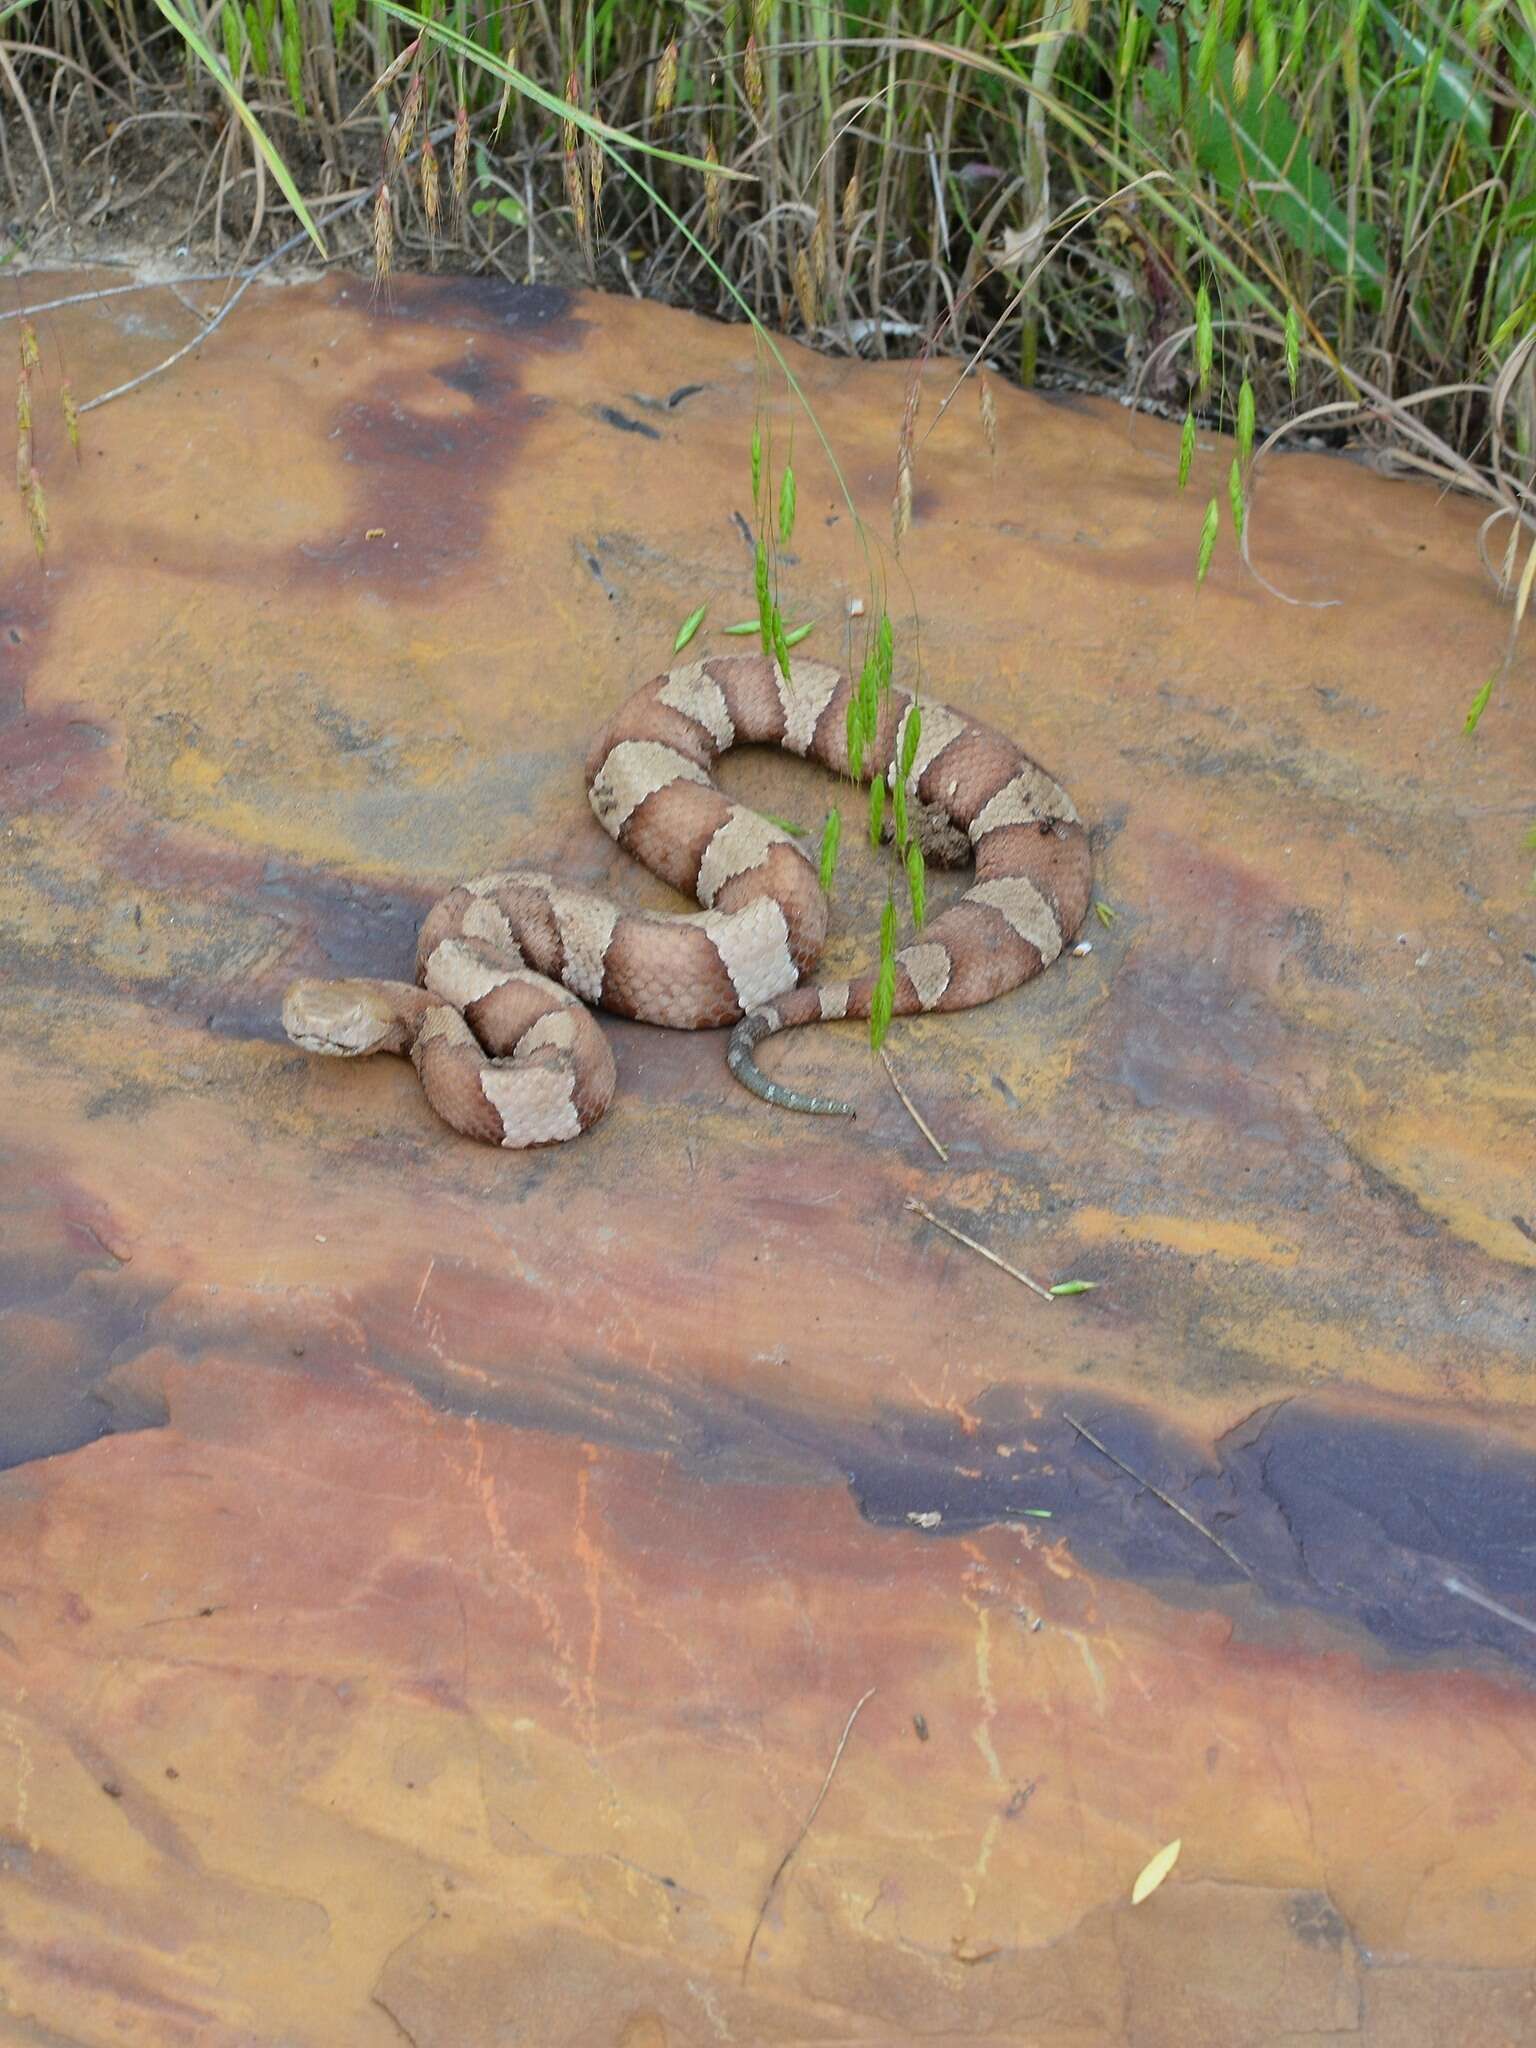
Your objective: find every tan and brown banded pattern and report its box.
[282,652,1090,1145]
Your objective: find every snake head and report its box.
[283,979,407,1058]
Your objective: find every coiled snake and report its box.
[282,652,1091,1144]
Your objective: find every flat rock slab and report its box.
[2,270,1533,2047]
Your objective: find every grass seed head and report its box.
[818,805,841,892]
[1195,495,1220,585]
[811,198,829,287]
[420,134,441,235]
[655,38,678,116]
[1194,280,1214,396]
[744,34,764,111]
[792,246,818,330]
[562,77,588,243]
[452,102,469,208]
[1196,6,1222,94]
[26,469,47,561]
[360,34,419,112]
[906,841,926,928]
[841,170,859,234]
[562,68,581,159]
[771,604,792,682]
[371,178,394,287]
[893,450,913,549]
[979,371,997,458]
[394,69,422,162]
[845,694,864,778]
[60,382,79,455]
[19,323,39,373]
[586,134,605,233]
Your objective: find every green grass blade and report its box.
[150,0,326,254]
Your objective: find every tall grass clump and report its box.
[5,0,1534,685]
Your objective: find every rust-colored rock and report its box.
[1,269,1532,2046]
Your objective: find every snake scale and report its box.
[282,651,1091,1145]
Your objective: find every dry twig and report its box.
[905,1197,1052,1302]
[879,1049,947,1160]
[1062,1410,1253,1580]
[741,1686,876,1981]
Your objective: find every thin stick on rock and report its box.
[741,1685,876,1982]
[905,1197,1052,1302]
[879,1049,947,1160]
[1062,1411,1254,1580]
[76,128,453,416]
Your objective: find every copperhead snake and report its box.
[282,652,1091,1145]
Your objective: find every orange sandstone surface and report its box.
[1,271,1532,2046]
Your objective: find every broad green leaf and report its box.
[470,193,526,225]
[1146,46,1383,296]
[1372,0,1490,140]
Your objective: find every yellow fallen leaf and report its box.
[1131,1837,1181,1905]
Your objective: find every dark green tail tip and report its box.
[727,1012,855,1118]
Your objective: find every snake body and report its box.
[282,651,1090,1145]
